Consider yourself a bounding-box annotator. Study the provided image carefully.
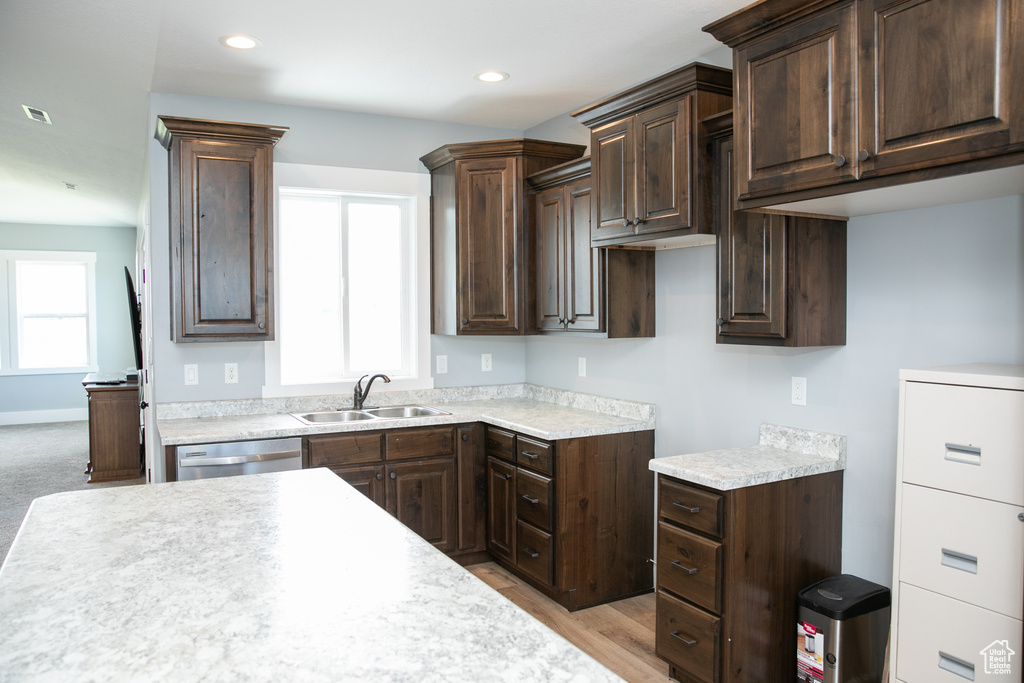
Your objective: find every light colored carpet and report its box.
[0,421,144,562]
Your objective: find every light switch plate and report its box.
[184,364,198,386]
[578,357,587,377]
[436,355,448,374]
[791,377,807,406]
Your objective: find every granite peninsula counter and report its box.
[0,469,622,682]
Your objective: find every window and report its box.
[0,250,98,374]
[266,163,431,397]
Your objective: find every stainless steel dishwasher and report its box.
[176,437,302,481]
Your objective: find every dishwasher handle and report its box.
[178,450,299,468]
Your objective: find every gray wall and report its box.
[0,222,138,420]
[147,92,523,403]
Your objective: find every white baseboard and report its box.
[0,408,89,426]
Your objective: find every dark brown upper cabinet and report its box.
[156,116,287,342]
[420,139,585,336]
[709,115,847,347]
[705,0,1024,209]
[572,63,733,249]
[528,158,655,338]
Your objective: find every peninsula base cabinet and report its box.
[890,364,1024,683]
[486,426,655,611]
[654,471,843,682]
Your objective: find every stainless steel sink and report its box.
[294,410,377,423]
[363,405,450,419]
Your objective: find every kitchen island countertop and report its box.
[0,468,622,682]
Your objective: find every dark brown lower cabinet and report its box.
[486,425,655,611]
[386,458,457,550]
[654,472,843,682]
[83,379,141,483]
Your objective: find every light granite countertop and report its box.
[0,469,622,682]
[649,424,846,491]
[158,384,656,446]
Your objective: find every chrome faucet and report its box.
[353,373,390,410]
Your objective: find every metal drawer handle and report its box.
[522,546,540,559]
[671,560,698,575]
[673,502,700,514]
[522,494,540,505]
[179,450,297,467]
[670,631,697,647]
[941,548,978,575]
[944,443,981,466]
[521,451,540,460]
[938,651,975,680]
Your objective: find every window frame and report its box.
[0,249,99,376]
[264,164,433,398]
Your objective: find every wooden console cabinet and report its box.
[83,378,141,483]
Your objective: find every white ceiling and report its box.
[0,0,747,228]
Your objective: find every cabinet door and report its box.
[717,139,787,340]
[534,186,566,332]
[565,179,602,332]
[456,424,487,553]
[486,456,516,562]
[173,138,273,340]
[590,117,635,243]
[330,464,385,507]
[735,1,859,199]
[457,157,521,333]
[859,0,1017,175]
[386,458,457,551]
[634,98,690,235]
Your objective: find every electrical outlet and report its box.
[481,353,492,372]
[436,355,448,374]
[578,357,587,377]
[184,364,198,386]
[225,363,238,384]
[792,376,807,406]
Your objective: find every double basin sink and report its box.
[292,405,450,425]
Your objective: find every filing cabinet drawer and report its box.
[516,520,554,587]
[899,484,1023,619]
[895,583,1022,683]
[517,435,553,476]
[658,476,724,537]
[902,381,1024,505]
[657,521,722,614]
[485,426,516,463]
[516,468,553,532]
[656,591,720,683]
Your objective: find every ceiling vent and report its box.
[22,105,52,124]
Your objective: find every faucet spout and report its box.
[353,373,391,410]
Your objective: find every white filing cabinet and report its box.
[891,364,1024,682]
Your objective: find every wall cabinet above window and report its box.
[156,116,287,342]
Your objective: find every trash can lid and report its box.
[798,574,891,620]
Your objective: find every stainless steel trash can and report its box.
[797,574,891,683]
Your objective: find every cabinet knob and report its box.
[833,154,847,168]
[461,317,468,325]
[389,472,396,480]
[717,318,726,327]
[858,149,872,162]
[461,433,469,441]
[632,217,643,226]
[1019,513,1024,522]
[139,401,149,410]
[622,218,631,228]
[376,473,383,481]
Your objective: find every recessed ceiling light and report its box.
[22,105,52,124]
[219,35,261,49]
[475,71,509,83]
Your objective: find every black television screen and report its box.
[125,266,143,372]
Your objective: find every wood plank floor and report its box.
[468,562,669,682]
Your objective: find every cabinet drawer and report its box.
[656,591,720,683]
[658,477,724,537]
[384,426,454,461]
[307,433,382,467]
[657,522,722,614]
[516,520,554,587]
[486,426,516,463]
[895,583,1022,683]
[899,484,1023,619]
[517,435,553,476]
[516,468,553,532]
[902,381,1024,505]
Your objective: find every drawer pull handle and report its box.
[938,651,975,680]
[522,494,540,505]
[522,546,540,559]
[671,560,698,575]
[521,451,540,460]
[944,443,981,466]
[941,548,978,575]
[673,502,700,514]
[670,631,697,647]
